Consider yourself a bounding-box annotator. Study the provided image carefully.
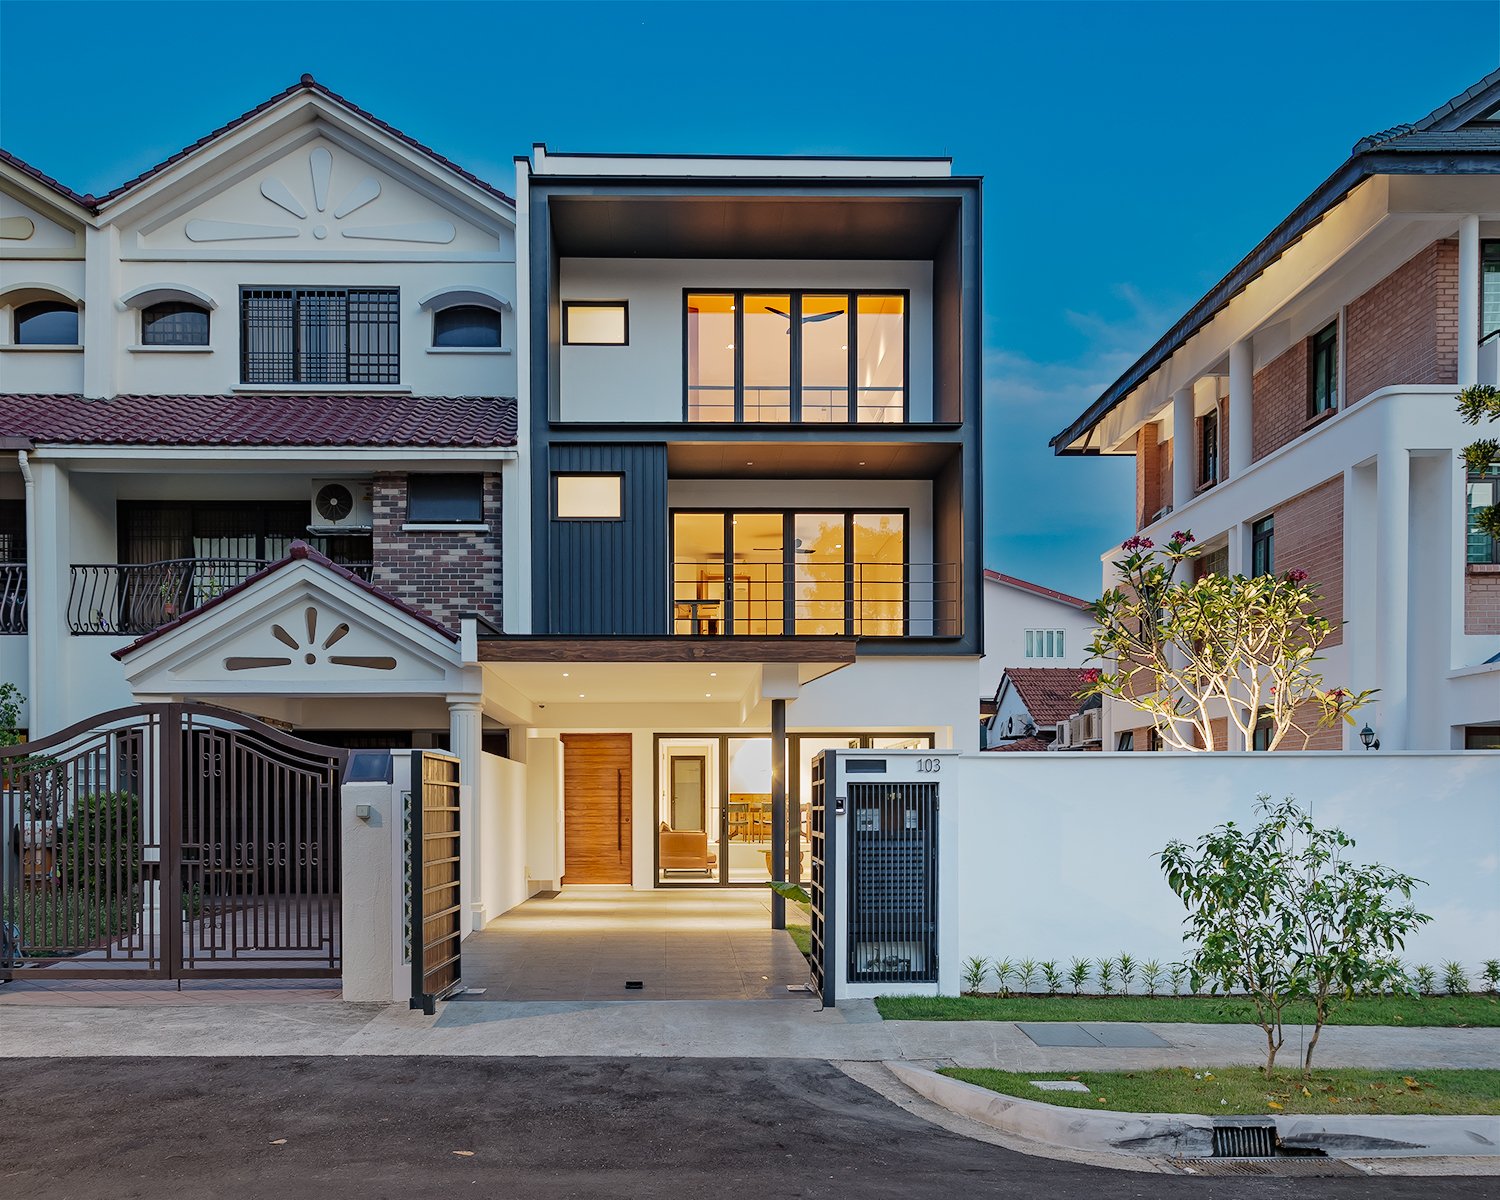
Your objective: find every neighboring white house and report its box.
[1052,69,1500,753]
[977,569,1094,723]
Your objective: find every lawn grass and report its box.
[785,923,812,959]
[938,1066,1500,1117]
[874,992,1500,1028]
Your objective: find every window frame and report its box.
[1116,731,1135,752]
[431,304,503,349]
[239,286,400,386]
[1308,320,1338,418]
[1024,628,1067,659]
[13,299,80,346]
[1468,466,1500,566]
[553,472,625,522]
[563,300,630,346]
[681,288,910,424]
[141,300,210,348]
[1198,408,1220,487]
[1251,515,1275,578]
[407,474,485,526]
[1482,239,1500,343]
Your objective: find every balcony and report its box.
[67,559,374,636]
[671,560,959,638]
[0,563,25,634]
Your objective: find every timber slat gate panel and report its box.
[0,703,344,982]
[808,751,836,1006]
[410,750,461,1014]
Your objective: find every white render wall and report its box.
[927,750,1500,998]
[977,576,1096,699]
[558,257,934,423]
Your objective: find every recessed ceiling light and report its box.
[709,671,717,677]
[578,693,585,699]
[562,672,570,677]
[705,692,711,698]
[726,343,735,349]
[858,461,866,466]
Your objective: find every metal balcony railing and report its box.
[672,560,960,638]
[0,563,26,634]
[67,559,374,636]
[686,385,907,423]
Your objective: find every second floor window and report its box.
[1251,515,1275,577]
[1308,321,1337,416]
[685,290,906,423]
[1469,466,1500,565]
[142,301,210,347]
[241,287,399,385]
[1199,409,1219,487]
[1025,629,1066,658]
[1483,240,1500,342]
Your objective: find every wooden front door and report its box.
[562,733,632,884]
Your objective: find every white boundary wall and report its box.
[933,751,1500,998]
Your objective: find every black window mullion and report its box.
[847,293,858,423]
[790,292,803,423]
[723,511,735,634]
[734,294,745,422]
[292,292,303,383]
[782,512,794,634]
[844,512,856,636]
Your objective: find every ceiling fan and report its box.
[765,305,844,332]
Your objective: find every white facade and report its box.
[977,571,1095,699]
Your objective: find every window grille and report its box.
[241,287,399,384]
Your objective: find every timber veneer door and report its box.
[562,733,633,884]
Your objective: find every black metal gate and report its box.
[847,780,938,984]
[409,749,462,1013]
[1,703,345,981]
[808,751,836,1006]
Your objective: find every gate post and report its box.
[340,752,396,1002]
[160,704,185,979]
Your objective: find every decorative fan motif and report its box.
[186,148,456,245]
[226,606,397,672]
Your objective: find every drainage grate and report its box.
[1170,1159,1363,1178]
[1211,1123,1276,1158]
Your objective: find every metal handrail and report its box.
[0,562,25,634]
[67,559,374,636]
[672,559,961,637]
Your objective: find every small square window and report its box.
[1116,731,1135,752]
[408,474,483,524]
[555,474,623,520]
[563,302,628,345]
[1251,515,1275,577]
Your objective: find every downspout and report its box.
[17,450,38,730]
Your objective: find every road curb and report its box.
[885,1063,1500,1159]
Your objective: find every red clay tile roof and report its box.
[985,735,1053,753]
[1002,667,1090,727]
[113,541,459,661]
[95,74,512,209]
[983,570,1091,610]
[2,393,517,448]
[0,147,98,209]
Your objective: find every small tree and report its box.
[1083,532,1372,751]
[0,681,21,748]
[1161,797,1430,1076]
[1458,383,1500,541]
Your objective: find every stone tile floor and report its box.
[0,976,341,1005]
[457,886,813,1002]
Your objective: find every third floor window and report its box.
[685,291,906,423]
[241,287,399,385]
[1483,240,1500,342]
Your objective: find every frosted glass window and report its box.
[564,302,628,345]
[555,474,622,519]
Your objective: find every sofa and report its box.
[659,827,718,874]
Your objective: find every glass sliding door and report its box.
[726,737,772,883]
[686,293,735,421]
[856,294,905,422]
[794,513,846,635]
[801,295,850,421]
[853,512,905,636]
[742,295,792,421]
[673,512,728,635]
[732,513,784,635]
[658,738,721,884]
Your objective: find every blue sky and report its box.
[2,1,1495,597]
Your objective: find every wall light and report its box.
[1359,724,1380,751]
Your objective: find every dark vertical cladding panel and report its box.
[959,183,984,659]
[933,454,964,643]
[932,211,962,425]
[548,443,669,634]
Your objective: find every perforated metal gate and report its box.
[847,779,937,984]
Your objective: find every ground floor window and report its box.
[1465,726,1500,750]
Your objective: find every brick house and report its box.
[1052,70,1500,752]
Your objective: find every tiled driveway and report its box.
[458,886,813,1002]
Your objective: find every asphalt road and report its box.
[0,1057,1490,1199]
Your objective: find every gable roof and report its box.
[0,147,99,211]
[984,735,1053,753]
[1,393,517,448]
[1052,69,1500,455]
[113,541,459,662]
[999,666,1089,727]
[983,569,1091,610]
[1,74,512,216]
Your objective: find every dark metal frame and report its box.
[1251,514,1275,578]
[681,289,910,424]
[846,778,938,985]
[1198,409,1220,488]
[1,702,346,982]
[239,285,400,386]
[551,471,626,522]
[808,748,836,1006]
[141,301,210,347]
[562,299,630,346]
[1307,320,1339,418]
[409,749,462,1014]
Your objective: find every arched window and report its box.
[433,304,502,348]
[142,301,210,347]
[14,299,78,346]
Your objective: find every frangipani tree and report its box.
[1458,383,1500,541]
[1082,531,1372,751]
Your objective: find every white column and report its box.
[1459,215,1480,387]
[27,460,67,733]
[82,224,119,400]
[447,697,484,933]
[1226,520,1247,577]
[1375,447,1410,750]
[1171,386,1194,511]
[1228,338,1253,478]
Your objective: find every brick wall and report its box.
[1345,239,1459,405]
[1273,474,1344,648]
[371,472,502,629]
[1467,565,1500,635]
[1218,397,1230,482]
[1135,422,1165,530]
[1252,338,1311,463]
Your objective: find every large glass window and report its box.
[14,299,78,345]
[1309,321,1337,416]
[240,287,398,384]
[685,290,906,422]
[852,512,905,636]
[794,512,846,635]
[731,513,785,635]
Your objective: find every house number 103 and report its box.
[915,757,941,773]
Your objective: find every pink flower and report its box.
[1081,668,1101,684]
[1122,535,1155,552]
[1286,568,1310,584]
[1170,530,1196,545]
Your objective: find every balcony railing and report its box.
[0,563,25,634]
[672,560,959,638]
[67,559,374,636]
[686,385,907,424]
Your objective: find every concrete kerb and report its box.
[886,1063,1500,1160]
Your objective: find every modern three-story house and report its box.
[1052,70,1500,753]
